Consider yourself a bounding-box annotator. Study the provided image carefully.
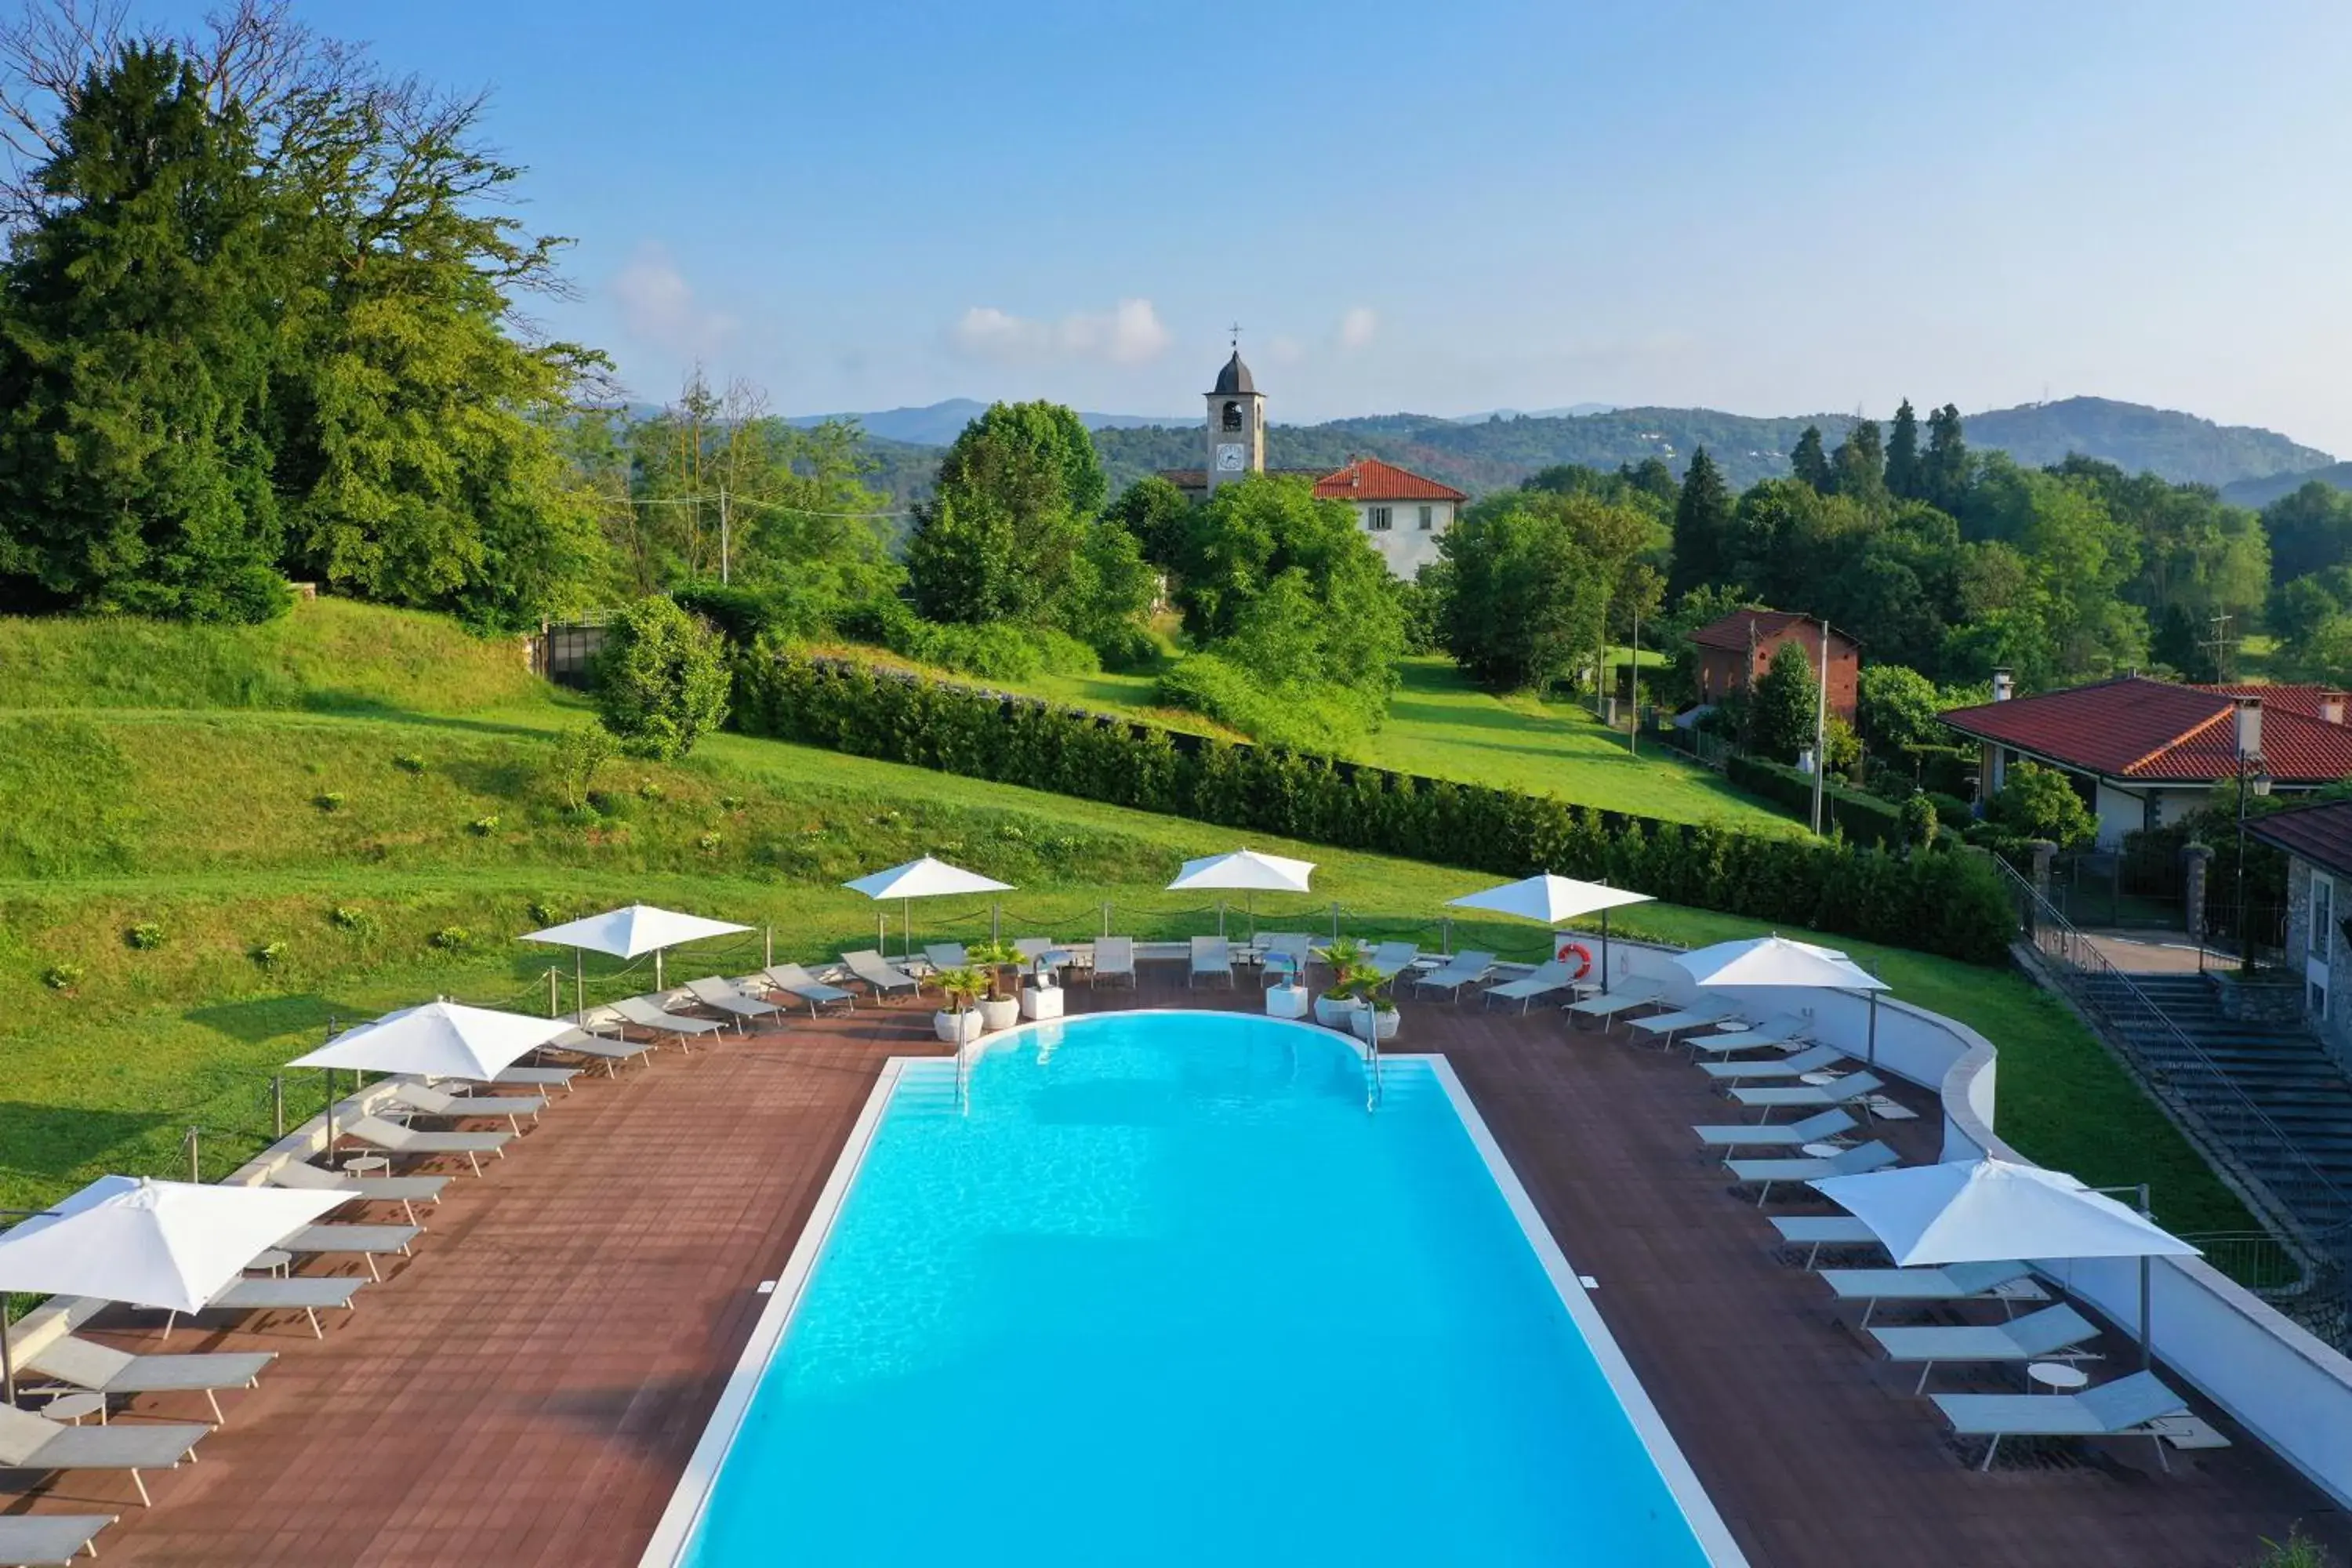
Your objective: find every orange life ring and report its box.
[1554,939,1593,980]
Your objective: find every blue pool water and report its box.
[680,1011,1719,1566]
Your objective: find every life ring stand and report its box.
[1553,939,1594,980]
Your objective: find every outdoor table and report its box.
[341,1155,390,1180]
[1266,983,1308,1020]
[246,1249,293,1277]
[38,1392,105,1425]
[2027,1361,2090,1395]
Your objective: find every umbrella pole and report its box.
[1601,908,1611,992]
[655,949,663,992]
[1218,899,1227,940]
[1867,989,1878,1068]
[575,950,585,1026]
[2,1294,15,1406]
[324,1066,336,1167]
[992,901,1001,945]
[2138,1183,2154,1369]
[1247,892,1257,945]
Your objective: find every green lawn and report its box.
[0,600,2251,1246]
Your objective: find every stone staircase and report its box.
[2075,971,2352,1237]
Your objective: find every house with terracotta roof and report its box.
[2249,799,2352,1059]
[1686,609,1859,723]
[1941,674,2352,848]
[1158,347,1466,579]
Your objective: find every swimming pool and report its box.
[647,1011,1743,1566]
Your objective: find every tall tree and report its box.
[1789,425,1832,491]
[0,45,287,620]
[1922,403,1970,513]
[1105,474,1195,571]
[1667,446,1731,597]
[1830,419,1886,506]
[906,401,1105,626]
[1884,399,1923,500]
[2263,481,2352,583]
[1749,641,1820,763]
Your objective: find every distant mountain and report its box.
[2221,462,2352,510]
[787,397,1186,447]
[1451,403,1617,422]
[1961,397,2330,488]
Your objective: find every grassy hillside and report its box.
[0,600,2254,1248]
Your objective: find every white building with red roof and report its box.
[1159,348,1466,579]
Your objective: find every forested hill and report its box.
[1958,397,2329,488]
[2222,461,2352,510]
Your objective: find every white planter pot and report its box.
[978,997,1021,1032]
[1265,984,1308,1021]
[1348,1005,1400,1043]
[935,1009,983,1045]
[1313,995,1352,1029]
[1019,984,1065,1022]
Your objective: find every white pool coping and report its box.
[636,1010,1748,1568]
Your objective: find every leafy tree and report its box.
[1857,663,1947,755]
[1922,404,1971,513]
[906,400,1110,633]
[551,721,619,811]
[1653,582,1762,708]
[1884,400,1923,500]
[1900,790,1940,851]
[1990,760,2095,848]
[1749,641,1820,763]
[592,596,731,759]
[1667,446,1732,597]
[1621,456,1679,506]
[0,45,287,621]
[2262,481,2352,583]
[1439,498,1610,692]
[1105,475,1194,570]
[2150,602,2220,681]
[1831,419,1886,507]
[1789,426,1832,491]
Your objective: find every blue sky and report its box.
[209,3,2352,447]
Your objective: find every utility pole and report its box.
[719,487,731,586]
[2200,612,2233,681]
[1627,598,1641,757]
[1810,618,1831,836]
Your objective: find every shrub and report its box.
[527,899,561,925]
[125,921,165,950]
[469,815,499,836]
[1926,792,1973,831]
[329,904,375,935]
[550,723,617,812]
[718,794,745,811]
[428,926,470,951]
[1899,792,1939,851]
[637,779,666,801]
[592,595,731,760]
[1989,760,2096,848]
[1724,753,1904,848]
[314,792,345,812]
[393,752,427,774]
[252,941,287,967]
[731,649,2014,964]
[41,963,82,989]
[697,830,722,852]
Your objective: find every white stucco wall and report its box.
[2092,780,2154,848]
[1355,499,1453,579]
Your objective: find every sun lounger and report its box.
[1258,933,1314,988]
[1091,936,1137,988]
[1566,977,1668,1022]
[1363,942,1417,979]
[758,963,858,1015]
[384,1080,543,1132]
[1769,1214,1886,1269]
[841,950,923,1002]
[1629,1002,1740,1044]
[1933,1369,2190,1472]
[470,1065,579,1091]
[1871,1303,2102,1394]
[22,1334,275,1425]
[1190,936,1233,988]
[1725,1139,1898,1204]
[923,942,967,972]
[267,1158,448,1229]
[682,975,786,1025]
[1483,960,1584,1013]
[1729,1071,1886,1119]
[1818,1259,2042,1325]
[1685,1015,1810,1057]
[1014,938,1058,964]
[1414,951,1497,1000]
[278,1222,420,1283]
[1698,1043,1845,1083]
[342,1113,510,1178]
[541,1025,654,1073]
[1692,1108,1857,1149]
[194,1275,364,1338]
[0,1513,115,1564]
[0,1405,209,1507]
[605,994,731,1045]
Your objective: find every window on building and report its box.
[1417,505,1434,530]
[2315,875,2335,967]
[1367,506,1392,531]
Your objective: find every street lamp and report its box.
[2232,697,2272,974]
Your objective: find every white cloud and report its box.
[948,298,1172,366]
[611,244,737,361]
[1337,306,1378,350]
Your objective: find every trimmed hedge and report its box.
[732,649,2016,964]
[1726,753,1905,848]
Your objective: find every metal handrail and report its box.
[1990,854,2352,1249]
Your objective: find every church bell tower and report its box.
[1205,333,1264,493]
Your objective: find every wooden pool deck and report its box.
[4,971,2344,1566]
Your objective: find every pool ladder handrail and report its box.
[1364,1029,1382,1111]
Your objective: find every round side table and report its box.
[342,1155,390,1180]
[246,1248,293,1278]
[42,1392,106,1425]
[2027,1361,2089,1395]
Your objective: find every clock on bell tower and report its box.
[1203,329,1264,492]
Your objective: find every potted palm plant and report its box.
[967,939,1022,1032]
[1316,936,1365,1028]
[932,965,988,1045]
[1348,970,1401,1044]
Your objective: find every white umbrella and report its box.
[523,903,753,1013]
[842,857,1012,959]
[1446,874,1653,989]
[287,1001,579,1156]
[1166,849,1316,941]
[1675,934,1892,1064]
[0,1175,343,1401]
[1812,1156,2198,1366]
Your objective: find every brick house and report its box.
[1687,610,1858,723]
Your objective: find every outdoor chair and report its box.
[266,1158,448,1229]
[1686,1014,1810,1058]
[1769,1214,1886,1269]
[277,1221,421,1283]
[1933,1369,2189,1472]
[1729,1071,1886,1120]
[1363,942,1418,979]
[1698,1043,1846,1083]
[760,963,858,1015]
[1091,937,1137,988]
[183,1274,364,1339]
[1628,1000,1741,1045]
[1871,1303,2102,1394]
[383,1080,543,1134]
[1190,936,1233,988]
[604,995,728,1046]
[682,975,786,1025]
[539,1025,655,1073]
[1257,933,1314,989]
[840,950,924,1002]
[923,942,967,973]
[1483,960,1581,1014]
[1817,1259,2043,1326]
[0,1513,115,1564]
[21,1334,276,1425]
[0,1404,209,1507]
[1566,977,1668,1023]
[340,1113,510,1178]
[1690,1108,1858,1149]
[1723,1138,1899,1205]
[1414,951,1497,1000]
[463,1065,579,1092]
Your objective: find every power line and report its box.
[603,490,913,520]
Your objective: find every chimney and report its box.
[1991,669,2013,702]
[2235,695,2263,757]
[2325,691,2347,726]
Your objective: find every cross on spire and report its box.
[1228,321,1243,350]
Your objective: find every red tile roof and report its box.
[1311,456,1467,503]
[1688,609,1857,653]
[2249,798,2352,878]
[1941,675,2352,784]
